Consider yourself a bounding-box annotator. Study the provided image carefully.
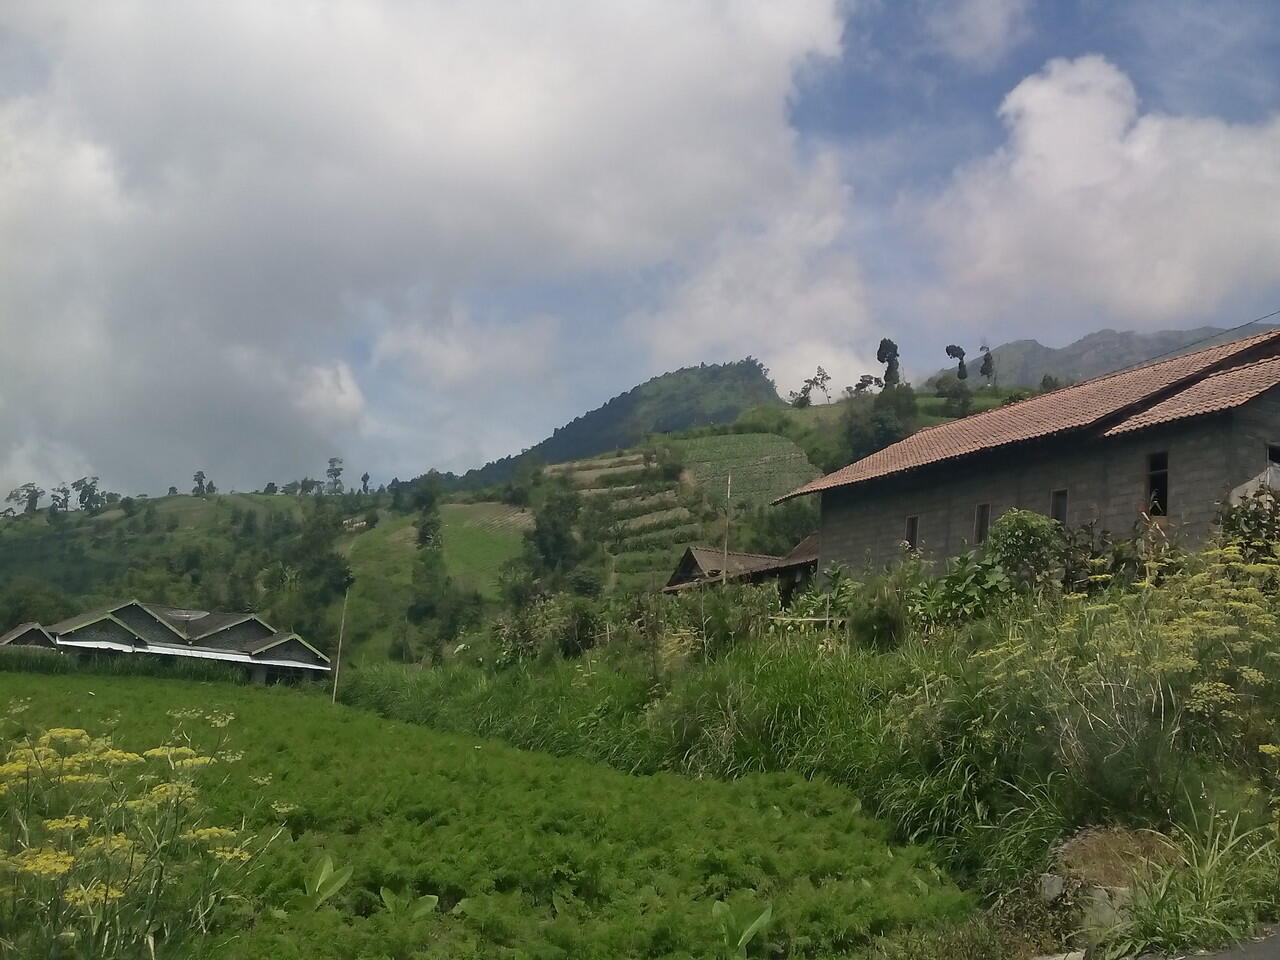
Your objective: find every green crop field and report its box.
[438,502,531,599]
[672,433,820,509]
[1,673,970,958]
[341,511,418,660]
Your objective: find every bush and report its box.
[982,509,1063,587]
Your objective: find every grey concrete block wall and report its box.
[819,385,1280,573]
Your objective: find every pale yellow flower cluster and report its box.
[9,846,75,879]
[181,826,237,845]
[42,816,91,833]
[64,881,125,907]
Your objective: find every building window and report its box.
[974,503,991,544]
[904,515,919,550]
[1269,444,1280,465]
[1147,452,1168,516]
[1050,488,1068,524]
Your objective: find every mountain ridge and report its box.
[940,323,1278,388]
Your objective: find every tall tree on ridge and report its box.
[877,338,900,386]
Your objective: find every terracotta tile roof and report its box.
[1104,355,1280,436]
[776,328,1280,502]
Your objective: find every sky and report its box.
[2,0,1279,496]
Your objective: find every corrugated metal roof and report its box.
[1104,355,1280,436]
[777,328,1280,502]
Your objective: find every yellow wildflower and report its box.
[43,816,91,833]
[211,846,250,863]
[96,749,145,767]
[83,833,134,857]
[182,826,237,845]
[174,756,215,769]
[143,746,197,761]
[55,773,108,787]
[13,846,75,878]
[1259,744,1280,757]
[64,882,125,908]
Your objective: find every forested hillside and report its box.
[440,358,783,489]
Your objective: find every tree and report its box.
[788,383,813,408]
[979,346,994,384]
[263,481,278,495]
[326,457,344,495]
[1040,374,1062,392]
[49,484,71,515]
[935,377,972,418]
[360,472,370,495]
[945,344,968,380]
[192,471,207,497]
[71,477,104,515]
[876,338,901,387]
[205,480,218,495]
[167,486,179,497]
[6,483,45,516]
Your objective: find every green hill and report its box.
[442,358,783,489]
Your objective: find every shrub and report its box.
[983,509,1063,587]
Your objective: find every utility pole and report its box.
[330,588,349,705]
[722,472,731,585]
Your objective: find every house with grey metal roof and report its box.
[776,328,1280,571]
[1,599,329,683]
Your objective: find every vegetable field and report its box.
[672,433,819,509]
[0,673,970,958]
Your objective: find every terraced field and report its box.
[672,432,820,509]
[548,434,819,593]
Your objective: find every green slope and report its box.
[1,672,970,958]
[443,358,783,489]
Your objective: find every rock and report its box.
[1039,872,1065,902]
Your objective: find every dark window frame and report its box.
[1147,451,1169,517]
[1050,488,1069,524]
[974,503,991,544]
[904,515,919,550]
[1268,444,1280,465]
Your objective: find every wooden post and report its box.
[330,588,349,705]
[722,472,731,585]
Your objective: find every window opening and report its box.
[1147,452,1168,516]
[1050,489,1068,524]
[974,503,991,544]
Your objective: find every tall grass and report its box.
[343,539,1280,901]
[0,646,249,684]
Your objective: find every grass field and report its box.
[0,673,971,958]
[438,502,531,597]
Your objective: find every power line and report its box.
[1102,306,1280,376]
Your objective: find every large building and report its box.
[0,599,329,683]
[777,329,1280,571]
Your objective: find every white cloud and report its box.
[630,153,876,396]
[922,55,1280,334]
[924,0,1031,67]
[0,1,844,492]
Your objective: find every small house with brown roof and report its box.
[664,534,819,598]
[777,328,1280,570]
[0,599,329,683]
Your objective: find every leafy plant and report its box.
[379,885,438,921]
[302,854,353,911]
[712,899,773,958]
